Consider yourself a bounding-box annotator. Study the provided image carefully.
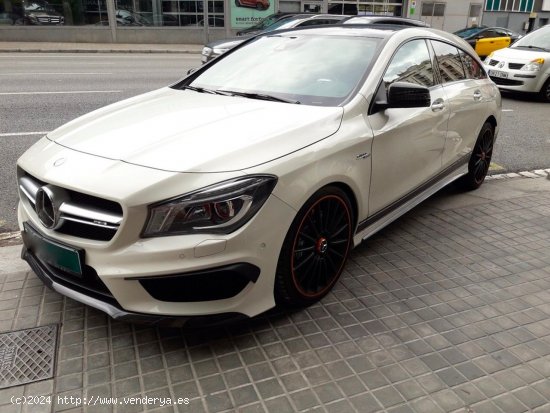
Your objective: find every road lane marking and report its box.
[0,131,49,137]
[0,90,121,95]
[502,109,514,112]
[0,72,112,76]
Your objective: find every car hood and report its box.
[48,87,343,173]
[491,46,550,61]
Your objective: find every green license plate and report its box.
[23,222,84,276]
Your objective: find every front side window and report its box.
[383,39,434,88]
[188,34,381,106]
[431,41,466,83]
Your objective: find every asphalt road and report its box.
[0,52,200,233]
[1,52,549,233]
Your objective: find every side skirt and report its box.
[353,156,469,246]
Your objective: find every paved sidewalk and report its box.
[0,42,202,54]
[0,175,549,413]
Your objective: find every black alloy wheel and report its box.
[459,122,494,190]
[275,187,353,307]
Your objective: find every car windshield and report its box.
[512,26,550,50]
[454,27,484,38]
[186,34,380,106]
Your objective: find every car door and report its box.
[474,30,511,57]
[367,39,448,214]
[430,40,489,169]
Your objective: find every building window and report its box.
[421,2,445,17]
[328,1,404,17]
[0,0,224,26]
[469,3,482,17]
[485,0,534,12]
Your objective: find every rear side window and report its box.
[459,50,486,79]
[383,39,434,88]
[431,41,466,83]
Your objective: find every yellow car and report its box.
[454,26,522,58]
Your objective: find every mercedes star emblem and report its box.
[35,186,57,229]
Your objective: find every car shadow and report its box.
[500,89,545,103]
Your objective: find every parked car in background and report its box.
[202,14,348,63]
[454,26,521,58]
[17,25,500,324]
[343,16,429,27]
[484,25,550,102]
[115,9,152,26]
[236,12,295,36]
[97,10,179,26]
[21,0,63,25]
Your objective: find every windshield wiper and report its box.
[514,45,550,52]
[181,85,230,95]
[218,90,300,104]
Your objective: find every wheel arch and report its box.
[485,115,497,131]
[318,181,359,230]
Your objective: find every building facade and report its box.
[0,0,483,44]
[481,0,550,33]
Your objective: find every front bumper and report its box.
[486,67,546,93]
[18,187,295,320]
[21,246,251,327]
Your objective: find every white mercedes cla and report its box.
[17,26,501,325]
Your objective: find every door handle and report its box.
[431,98,445,112]
[473,90,483,101]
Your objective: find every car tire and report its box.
[275,186,353,307]
[539,77,550,103]
[458,122,494,190]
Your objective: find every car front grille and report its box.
[18,171,123,241]
[37,16,62,23]
[488,59,499,66]
[508,63,524,70]
[490,77,524,86]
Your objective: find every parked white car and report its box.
[484,25,550,102]
[18,26,501,325]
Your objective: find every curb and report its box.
[486,168,550,180]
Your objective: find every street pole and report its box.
[106,0,117,43]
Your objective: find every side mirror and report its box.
[387,82,431,108]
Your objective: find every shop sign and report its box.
[231,0,275,29]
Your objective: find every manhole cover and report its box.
[0,325,58,389]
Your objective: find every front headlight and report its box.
[484,53,494,64]
[522,58,544,72]
[142,175,277,237]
